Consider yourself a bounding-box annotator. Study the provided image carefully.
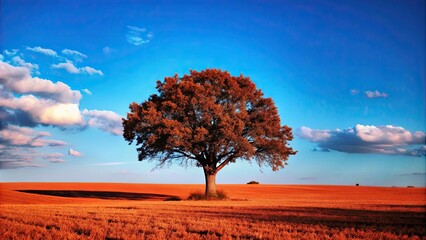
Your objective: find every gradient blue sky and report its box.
[0,0,425,186]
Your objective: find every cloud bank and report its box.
[0,61,82,103]
[0,126,67,169]
[0,61,119,130]
[298,124,425,157]
[0,58,121,169]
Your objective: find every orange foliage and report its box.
[123,69,296,195]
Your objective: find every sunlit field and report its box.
[1,183,425,239]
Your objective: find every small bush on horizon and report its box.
[247,181,259,184]
[187,190,229,200]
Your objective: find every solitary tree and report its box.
[123,69,296,198]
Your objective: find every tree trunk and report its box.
[204,169,217,197]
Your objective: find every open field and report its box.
[1,183,425,239]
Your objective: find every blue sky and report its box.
[0,0,424,186]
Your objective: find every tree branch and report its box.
[173,149,198,160]
[216,152,237,172]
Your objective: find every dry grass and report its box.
[1,183,425,239]
[188,190,229,200]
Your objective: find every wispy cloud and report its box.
[12,56,40,74]
[350,89,359,95]
[298,124,425,157]
[48,158,66,163]
[82,109,123,135]
[26,46,58,57]
[52,61,103,76]
[81,66,103,76]
[43,153,65,158]
[365,90,389,98]
[82,89,92,95]
[43,153,66,163]
[51,61,80,73]
[312,147,331,152]
[62,49,87,62]
[103,46,114,55]
[397,172,426,176]
[68,148,83,157]
[0,125,66,147]
[0,127,65,169]
[4,49,19,56]
[126,25,153,46]
[0,159,42,169]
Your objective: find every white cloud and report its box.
[0,95,84,126]
[62,49,87,62]
[52,61,80,73]
[52,61,103,76]
[127,26,146,32]
[0,61,82,103]
[82,109,123,135]
[81,66,104,76]
[126,25,153,46]
[298,124,425,157]
[298,126,331,142]
[26,46,58,57]
[0,50,124,169]
[365,90,389,98]
[355,124,421,144]
[82,89,92,95]
[68,148,83,157]
[12,56,40,74]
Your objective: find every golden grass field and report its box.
[0,183,425,239]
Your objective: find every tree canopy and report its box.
[123,69,296,196]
